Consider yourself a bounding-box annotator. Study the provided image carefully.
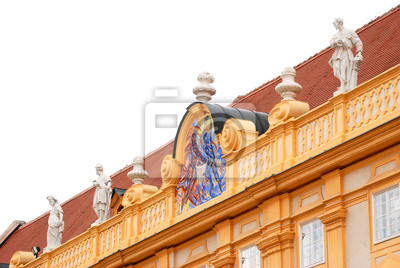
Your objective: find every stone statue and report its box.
[329,18,363,95]
[44,196,64,252]
[92,164,112,226]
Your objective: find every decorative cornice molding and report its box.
[256,230,295,255]
[319,208,347,230]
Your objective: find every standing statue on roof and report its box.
[92,164,112,226]
[44,196,64,252]
[329,18,363,95]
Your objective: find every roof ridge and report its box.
[355,4,400,34]
[232,4,400,105]
[11,210,50,233]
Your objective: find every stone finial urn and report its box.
[193,72,216,102]
[127,157,148,185]
[275,67,302,101]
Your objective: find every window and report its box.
[300,219,324,268]
[373,184,400,243]
[240,244,260,268]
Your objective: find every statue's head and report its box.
[333,18,344,30]
[47,195,58,206]
[95,164,103,175]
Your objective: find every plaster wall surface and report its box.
[345,201,370,268]
[233,213,261,240]
[206,234,218,253]
[375,160,396,176]
[175,246,190,267]
[172,233,217,267]
[291,185,326,214]
[344,165,371,193]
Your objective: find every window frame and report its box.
[372,183,400,244]
[239,243,261,268]
[299,218,325,268]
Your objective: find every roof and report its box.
[112,187,127,197]
[232,5,400,112]
[0,141,173,263]
[0,221,25,248]
[1,4,400,264]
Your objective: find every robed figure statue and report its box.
[329,18,363,95]
[92,164,112,226]
[44,196,64,252]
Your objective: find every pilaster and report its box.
[162,184,177,224]
[257,193,294,268]
[89,225,99,263]
[319,169,347,268]
[211,219,235,268]
[155,249,169,268]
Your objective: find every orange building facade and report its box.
[6,5,400,268]
[9,63,400,268]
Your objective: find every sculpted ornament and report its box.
[219,118,257,155]
[9,251,35,268]
[121,157,158,207]
[329,18,363,95]
[193,72,216,102]
[92,164,112,226]
[160,154,181,187]
[269,67,309,127]
[44,196,64,252]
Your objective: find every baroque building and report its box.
[2,4,400,268]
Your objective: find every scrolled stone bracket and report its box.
[9,251,35,268]
[121,184,158,208]
[268,101,309,127]
[121,157,158,208]
[268,66,310,128]
[219,118,258,155]
[160,154,182,188]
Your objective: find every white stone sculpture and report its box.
[193,72,216,102]
[92,164,112,226]
[275,66,302,101]
[329,18,363,95]
[44,196,64,252]
[127,157,148,184]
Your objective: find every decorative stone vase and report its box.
[275,67,302,101]
[128,157,148,185]
[193,72,216,102]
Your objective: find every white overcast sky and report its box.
[0,0,399,233]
